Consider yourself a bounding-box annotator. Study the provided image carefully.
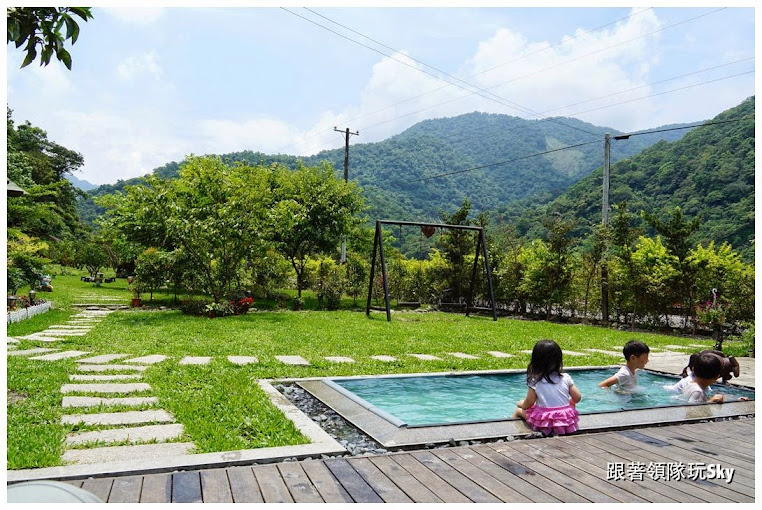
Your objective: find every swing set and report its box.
[366,220,497,322]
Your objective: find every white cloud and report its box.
[103,7,166,25]
[117,51,164,81]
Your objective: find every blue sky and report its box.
[4,3,756,185]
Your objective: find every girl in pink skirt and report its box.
[513,339,582,436]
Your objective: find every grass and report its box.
[5,270,728,469]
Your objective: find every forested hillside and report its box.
[77,111,691,228]
[501,96,755,260]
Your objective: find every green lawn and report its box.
[7,272,722,469]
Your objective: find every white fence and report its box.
[7,301,52,324]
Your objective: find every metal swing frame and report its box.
[366,220,498,322]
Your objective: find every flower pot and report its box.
[131,298,142,308]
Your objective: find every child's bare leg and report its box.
[513,399,526,419]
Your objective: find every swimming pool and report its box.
[327,369,755,428]
[295,367,754,448]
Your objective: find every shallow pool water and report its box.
[333,369,754,427]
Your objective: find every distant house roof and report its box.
[7,178,26,197]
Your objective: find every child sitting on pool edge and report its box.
[513,339,581,436]
[598,340,650,393]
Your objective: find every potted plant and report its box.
[129,277,144,307]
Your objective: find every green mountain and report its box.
[502,96,755,260]
[79,111,692,230]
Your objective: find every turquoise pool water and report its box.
[332,369,755,427]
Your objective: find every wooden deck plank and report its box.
[277,462,324,503]
[491,441,614,502]
[108,475,142,503]
[80,477,113,502]
[552,434,680,503]
[630,428,755,494]
[367,455,443,503]
[647,423,756,462]
[431,447,533,502]
[172,471,202,503]
[200,468,233,503]
[593,431,748,503]
[610,428,755,496]
[322,458,384,503]
[574,433,715,503]
[641,426,756,473]
[410,450,502,502]
[508,439,646,503]
[301,459,353,503]
[391,453,472,503]
[467,444,563,503]
[226,466,264,503]
[139,472,172,503]
[253,463,295,503]
[347,457,413,503]
[484,443,593,502]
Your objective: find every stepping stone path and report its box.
[370,355,398,362]
[409,353,442,361]
[487,351,514,358]
[227,356,258,365]
[275,355,310,365]
[124,355,168,364]
[325,356,355,363]
[56,349,191,465]
[7,347,58,357]
[449,352,479,359]
[16,308,115,342]
[179,356,211,365]
[29,350,91,361]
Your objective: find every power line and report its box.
[274,8,655,155]
[612,114,753,140]
[414,140,601,183]
[281,7,597,138]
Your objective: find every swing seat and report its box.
[397,301,421,309]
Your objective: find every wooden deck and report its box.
[62,418,754,503]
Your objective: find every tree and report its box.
[99,156,271,303]
[7,230,49,294]
[135,247,169,301]
[435,198,474,303]
[76,240,108,278]
[268,163,364,298]
[7,7,93,69]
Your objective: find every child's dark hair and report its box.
[527,339,563,385]
[692,352,721,380]
[623,340,650,360]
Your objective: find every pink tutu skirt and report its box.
[524,404,579,436]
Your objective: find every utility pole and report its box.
[601,133,611,324]
[334,126,359,263]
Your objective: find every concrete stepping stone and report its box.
[70,374,142,381]
[325,356,356,363]
[65,423,184,446]
[409,354,442,361]
[7,347,58,357]
[448,352,479,359]
[37,330,89,336]
[18,334,66,342]
[8,345,17,351]
[562,350,588,356]
[123,355,168,365]
[78,364,148,372]
[76,354,131,364]
[7,337,20,344]
[179,356,211,365]
[275,355,310,365]
[62,442,195,465]
[227,356,259,365]
[487,351,514,358]
[62,396,158,408]
[370,355,398,362]
[60,382,151,394]
[29,350,90,361]
[664,345,692,351]
[61,409,174,426]
[49,325,93,329]
[586,348,622,357]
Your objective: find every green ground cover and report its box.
[6,272,723,469]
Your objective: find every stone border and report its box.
[7,301,52,324]
[7,380,346,483]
